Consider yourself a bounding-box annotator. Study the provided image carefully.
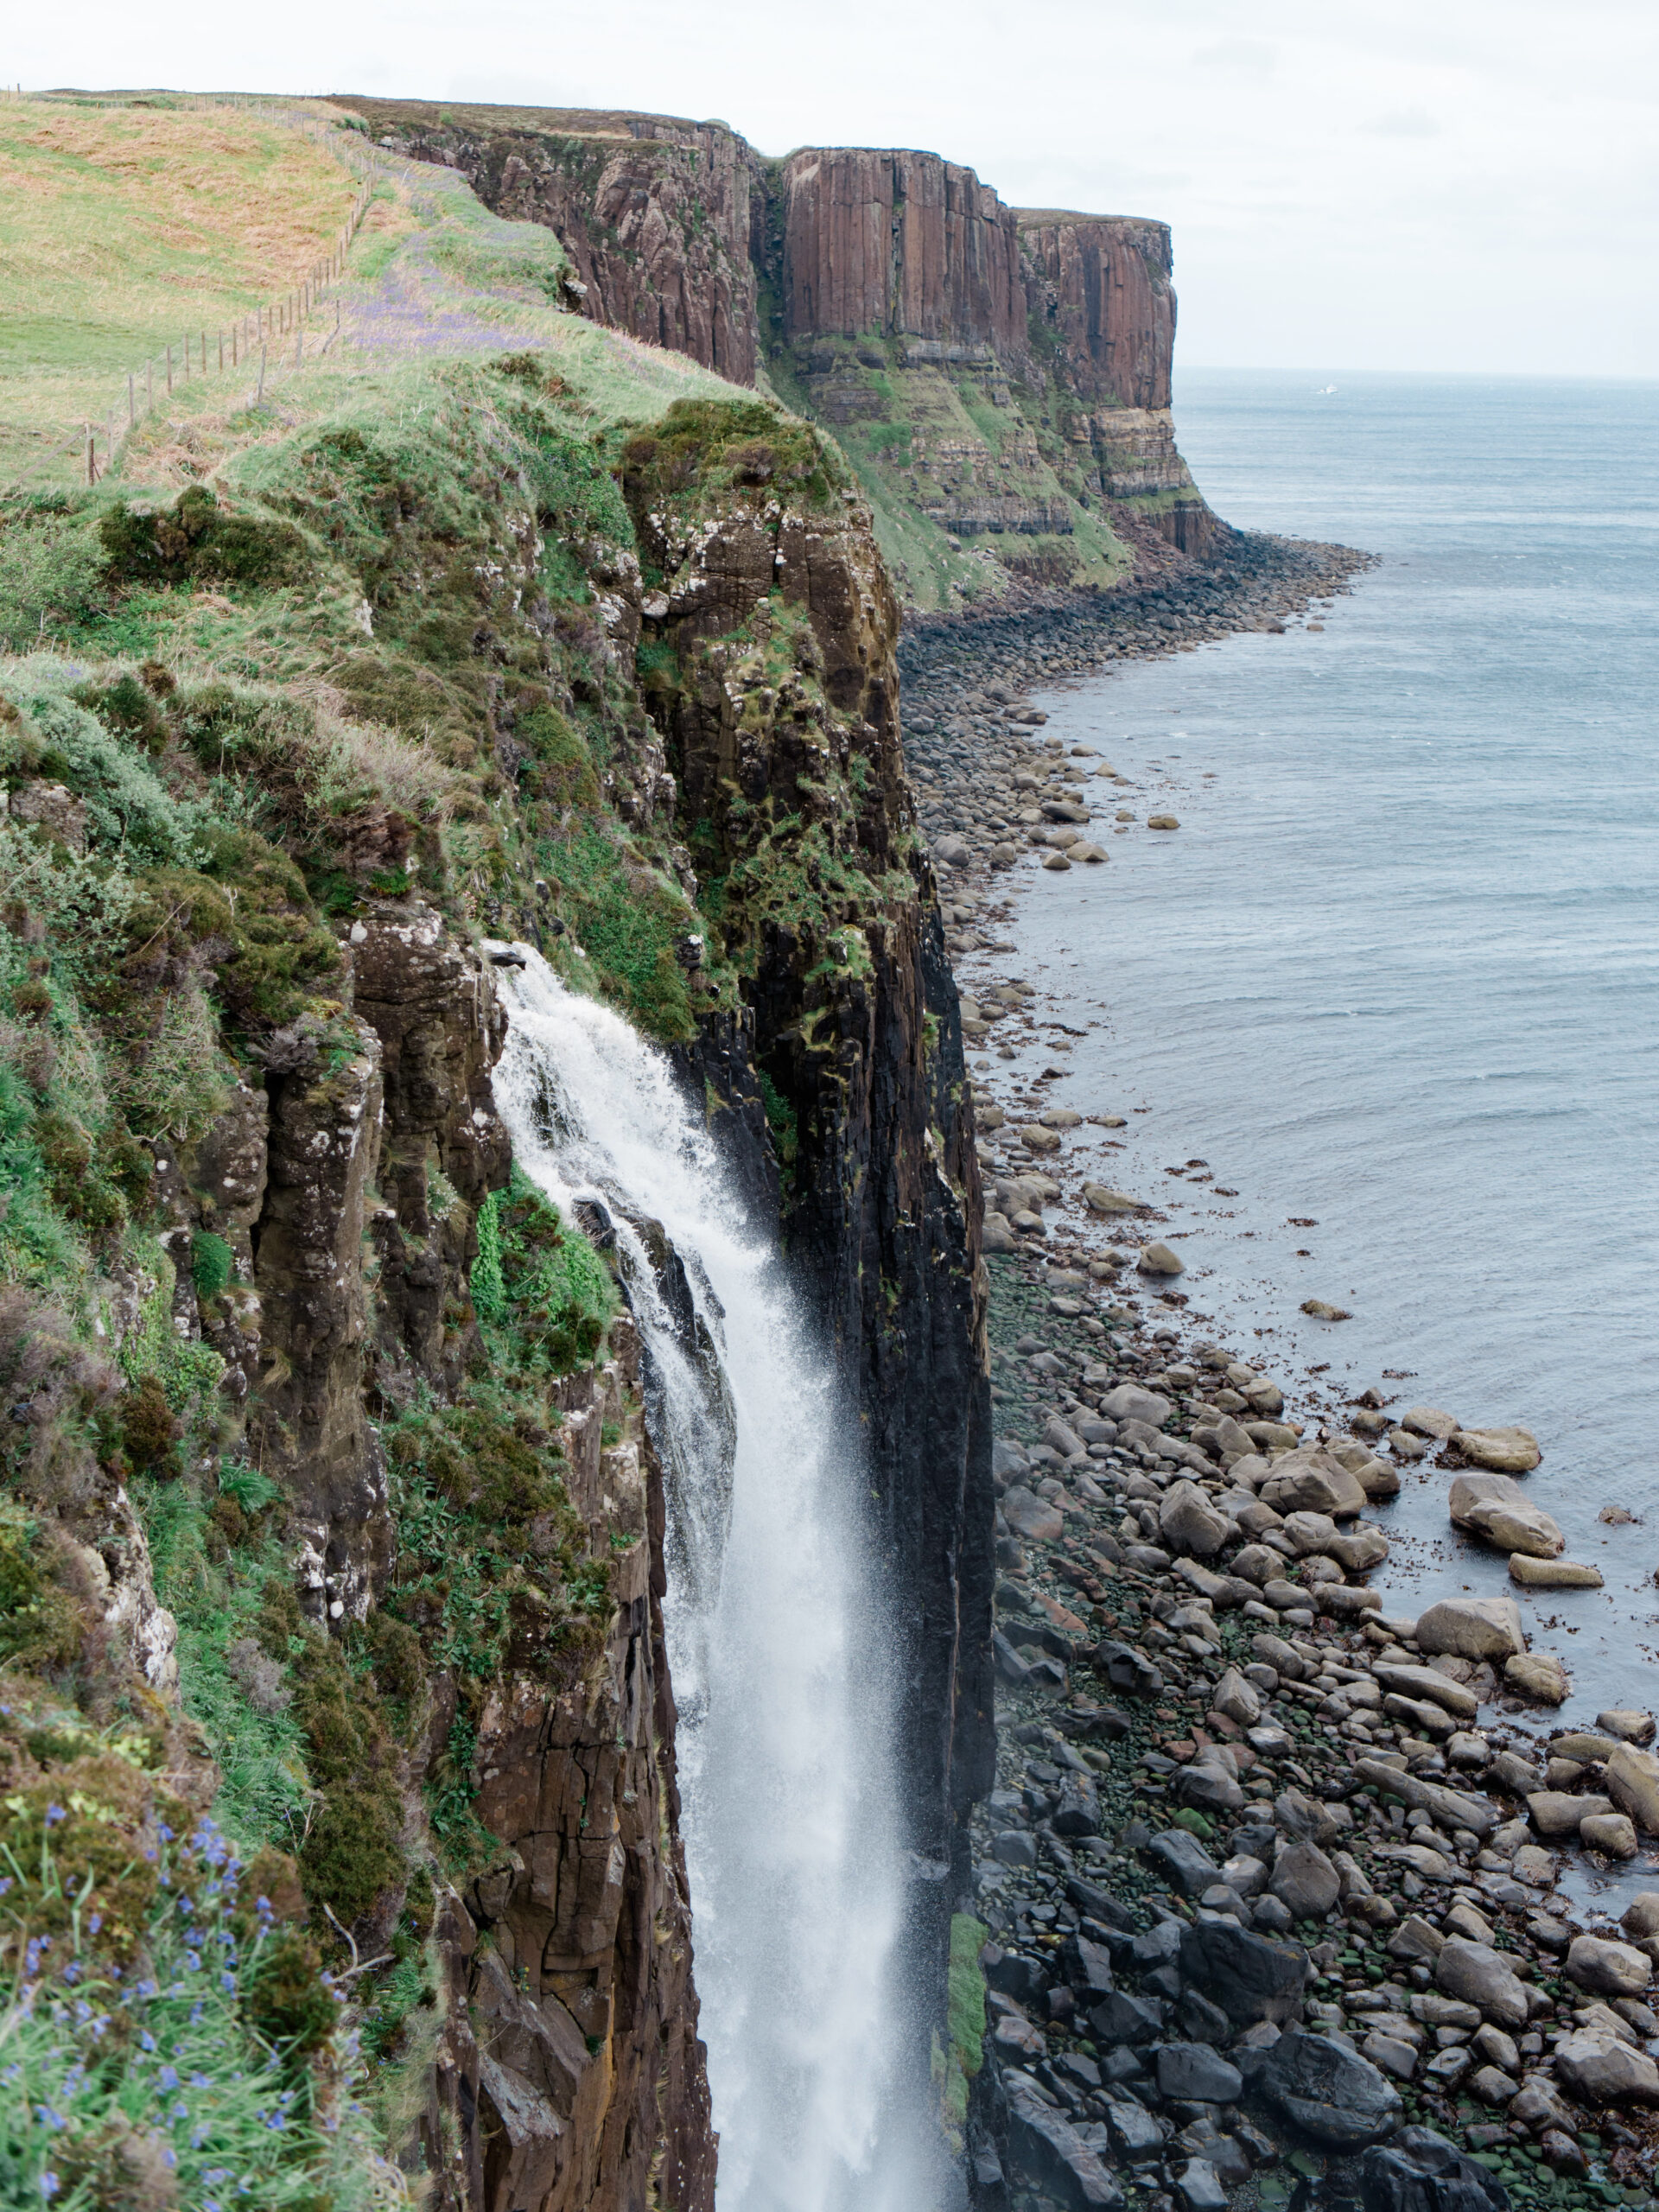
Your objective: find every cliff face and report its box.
[334,96,1213,597]
[341,99,759,384]
[772,146,1027,357]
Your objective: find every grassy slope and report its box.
[0,97,365,482]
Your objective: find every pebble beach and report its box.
[897,543,1659,2212]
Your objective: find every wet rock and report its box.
[1093,1639,1165,1698]
[1054,1770,1101,1837]
[1402,1407,1460,1440]
[1178,1919,1309,2025]
[1434,1938,1529,2029]
[1211,1666,1262,1727]
[1091,1990,1166,2046]
[1157,2044,1243,2102]
[1370,1663,1479,1721]
[1261,1453,1366,1519]
[1174,2159,1227,2212]
[1004,1486,1066,1542]
[1509,1554,1603,1588]
[1271,1840,1341,1919]
[1599,1708,1656,1745]
[1460,1497,1564,1560]
[1564,1933,1651,1998]
[1148,1828,1220,1897]
[1160,1479,1231,1558]
[1503,1652,1569,1704]
[1137,1241,1185,1276]
[1351,1759,1500,1838]
[1258,2026,1404,2146]
[1414,1598,1525,1662]
[1099,1383,1173,1428]
[1005,2076,1125,2208]
[1358,2125,1512,2212]
[1454,1427,1541,1473]
[1605,1742,1659,1834]
[1551,2025,1659,2103]
[1526,1790,1611,1839]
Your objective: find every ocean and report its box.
[1010,370,1659,1825]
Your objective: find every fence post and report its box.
[86,426,95,486]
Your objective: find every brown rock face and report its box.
[419,1329,715,2212]
[1016,212,1175,410]
[339,99,759,384]
[772,147,1027,353]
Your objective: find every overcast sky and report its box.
[22,0,1659,376]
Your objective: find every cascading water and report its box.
[490,950,930,2211]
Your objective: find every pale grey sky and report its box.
[21,0,1659,375]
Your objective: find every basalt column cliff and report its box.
[340,98,1214,606]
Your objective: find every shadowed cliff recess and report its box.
[334,98,1215,610]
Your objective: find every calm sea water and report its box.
[1010,371,1659,1783]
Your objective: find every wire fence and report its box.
[2,89,392,486]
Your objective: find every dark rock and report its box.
[985,1946,1049,2005]
[1175,2158,1229,2212]
[1065,1875,1136,1931]
[1358,2126,1512,2212]
[1103,2094,1165,2154]
[1178,1986,1233,2045]
[1258,2025,1404,2147]
[1094,1639,1166,1698]
[1131,1918,1186,1969]
[1006,2076,1126,2209]
[1054,1770,1101,1836]
[1090,1991,1166,2047]
[1179,1919,1309,2025]
[1061,1933,1117,1999]
[1155,2043,1244,2103]
[1147,1828,1220,1897]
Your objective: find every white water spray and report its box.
[491,952,927,2211]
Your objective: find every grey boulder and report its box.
[1179,1918,1309,2024]
[1156,2042,1244,2103]
[1006,2076,1125,2209]
[1359,2126,1511,2212]
[1259,2025,1404,2146]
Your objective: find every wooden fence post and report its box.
[85,426,95,486]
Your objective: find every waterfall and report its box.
[490,951,929,2212]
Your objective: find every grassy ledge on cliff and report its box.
[1,90,980,2209]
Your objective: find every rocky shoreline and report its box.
[895,537,1659,2212]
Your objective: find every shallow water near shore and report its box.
[1000,371,1659,1790]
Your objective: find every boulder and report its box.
[1402,1407,1460,1440]
[1211,1666,1262,1728]
[1447,1471,1528,1528]
[1092,1639,1164,1699]
[1258,2027,1404,2147]
[1359,2126,1512,2212]
[1261,1452,1367,1519]
[1098,1383,1173,1429]
[1605,1743,1659,1835]
[1434,1938,1529,2028]
[1271,1840,1342,1920]
[1454,1427,1541,1473]
[1565,1934,1651,1998]
[1370,1663,1480,1721]
[1137,1241,1185,1276]
[1599,1709,1657,1745]
[1160,1480,1231,1559]
[1578,1812,1637,1859]
[1053,1771,1101,1839]
[1621,1892,1659,1939]
[1003,1487,1065,1543]
[1174,2160,1227,2212]
[1351,1758,1501,1838]
[1156,2043,1244,2103]
[1527,1791,1612,1839]
[1509,1554,1603,1589]
[1328,1522,1391,1573]
[1461,1498,1565,1560]
[1006,2077,1126,2209]
[1414,1597,1525,1662]
[1083,1185,1146,1215]
[1148,1828,1221,1897]
[1178,1919,1308,2025]
[1551,2026,1659,2104]
[982,1211,1020,1253]
[1504,1651,1569,1704]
